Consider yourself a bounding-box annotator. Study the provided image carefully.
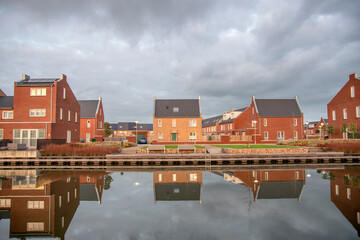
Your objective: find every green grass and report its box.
[141,146,148,149]
[195,145,205,149]
[165,145,178,149]
[212,144,295,149]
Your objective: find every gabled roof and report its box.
[254,99,302,117]
[257,181,304,199]
[155,183,201,201]
[79,183,99,201]
[16,77,62,86]
[154,99,201,118]
[0,96,13,109]
[202,115,222,127]
[111,122,153,131]
[78,100,100,118]
[219,118,234,124]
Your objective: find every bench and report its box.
[178,145,195,153]
[148,145,165,154]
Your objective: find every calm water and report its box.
[0,167,359,240]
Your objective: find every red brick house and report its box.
[304,118,328,139]
[153,97,202,143]
[0,74,80,147]
[202,115,222,137]
[78,97,105,142]
[234,96,304,142]
[218,107,247,135]
[327,73,360,139]
[0,170,80,239]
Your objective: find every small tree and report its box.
[104,122,112,137]
[104,175,113,190]
[349,123,357,139]
[327,126,334,138]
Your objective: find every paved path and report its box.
[200,145,223,154]
[120,145,147,154]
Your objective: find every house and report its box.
[0,170,80,239]
[234,96,304,142]
[304,118,328,139]
[79,171,105,204]
[78,97,105,142]
[153,171,202,203]
[0,74,80,147]
[218,107,247,135]
[329,168,360,237]
[110,122,153,143]
[153,97,202,143]
[327,73,360,139]
[202,115,222,137]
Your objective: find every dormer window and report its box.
[173,107,179,112]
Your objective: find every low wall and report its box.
[223,148,309,154]
[136,148,206,154]
[0,150,39,158]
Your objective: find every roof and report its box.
[79,183,99,201]
[16,77,61,86]
[78,100,99,118]
[254,99,302,117]
[202,115,222,127]
[257,181,304,199]
[155,183,201,201]
[110,122,153,131]
[0,96,13,109]
[219,118,234,124]
[236,107,248,112]
[154,99,201,118]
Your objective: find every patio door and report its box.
[20,130,37,148]
[277,131,285,140]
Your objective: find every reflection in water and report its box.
[0,167,359,239]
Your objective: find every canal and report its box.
[0,166,359,239]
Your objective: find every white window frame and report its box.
[158,132,163,140]
[87,120,91,128]
[172,119,176,127]
[357,212,360,225]
[294,131,298,139]
[277,131,285,139]
[190,173,198,181]
[0,199,11,207]
[60,108,63,120]
[264,131,268,140]
[86,133,91,142]
[332,110,336,121]
[189,119,197,127]
[62,216,65,228]
[189,132,196,141]
[264,118,267,126]
[59,196,62,208]
[294,118,297,126]
[158,119,162,127]
[158,174,162,182]
[67,192,70,203]
[173,107,179,112]
[343,108,347,120]
[335,185,339,196]
[0,129,3,140]
[75,188,77,199]
[99,121,102,129]
[229,124,232,130]
[30,88,46,96]
[295,171,299,180]
[264,172,269,180]
[27,200,44,209]
[351,86,355,98]
[75,112,78,122]
[63,87,66,99]
[347,188,351,199]
[2,111,13,119]
[172,174,176,182]
[29,109,46,117]
[27,222,44,231]
[68,110,71,121]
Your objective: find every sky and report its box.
[0,0,359,123]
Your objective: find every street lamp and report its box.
[252,120,257,144]
[320,122,324,140]
[135,121,139,144]
[305,121,309,139]
[306,171,311,178]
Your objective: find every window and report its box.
[172,119,176,127]
[295,171,299,180]
[357,106,360,118]
[62,216,65,228]
[335,185,339,196]
[75,188,77,199]
[277,131,285,139]
[294,131,298,139]
[66,177,71,183]
[264,131,268,140]
[294,119,297,126]
[0,129,3,140]
[265,172,268,180]
[86,133,91,142]
[0,199,11,207]
[357,212,360,225]
[351,86,355,98]
[2,111,13,119]
[173,174,176,182]
[173,107,179,112]
[189,119,197,127]
[75,112,78,122]
[99,121,103,129]
[30,88,46,96]
[190,173,198,181]
[347,188,351,199]
[27,222,44,231]
[29,109,46,117]
[38,129,45,139]
[332,110,336,121]
[68,110,71,121]
[67,192,70,203]
[59,196,62,208]
[264,118,267,126]
[60,108,63,120]
[229,124,232,130]
[87,177,90,182]
[87,120,90,128]
[343,108,347,120]
[174,188,180,193]
[63,88,66,99]
[27,201,44,209]
[158,119,162,127]
[158,132,163,140]
[189,132,196,141]
[158,174,162,182]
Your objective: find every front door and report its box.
[171,133,177,141]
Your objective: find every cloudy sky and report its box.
[0,0,359,123]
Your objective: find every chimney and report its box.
[295,96,298,100]
[60,74,67,81]
[252,96,255,100]
[350,73,358,79]
[99,96,102,102]
[198,96,201,100]
[22,74,30,81]
[154,96,156,100]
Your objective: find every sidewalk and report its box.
[200,145,223,154]
[120,145,146,154]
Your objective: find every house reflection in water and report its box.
[329,168,360,237]
[217,170,306,202]
[0,170,80,240]
[79,172,105,204]
[153,172,203,204]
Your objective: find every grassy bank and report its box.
[212,144,295,149]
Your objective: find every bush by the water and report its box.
[40,143,119,156]
[319,142,360,153]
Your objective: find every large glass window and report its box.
[29,109,46,117]
[189,119,197,127]
[2,111,13,119]
[189,132,196,141]
[30,88,46,96]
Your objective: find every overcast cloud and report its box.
[0,0,359,122]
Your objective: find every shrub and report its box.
[319,142,360,153]
[40,144,119,156]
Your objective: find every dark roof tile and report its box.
[155,99,200,118]
[202,115,222,127]
[78,100,99,118]
[0,96,13,109]
[255,99,302,117]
